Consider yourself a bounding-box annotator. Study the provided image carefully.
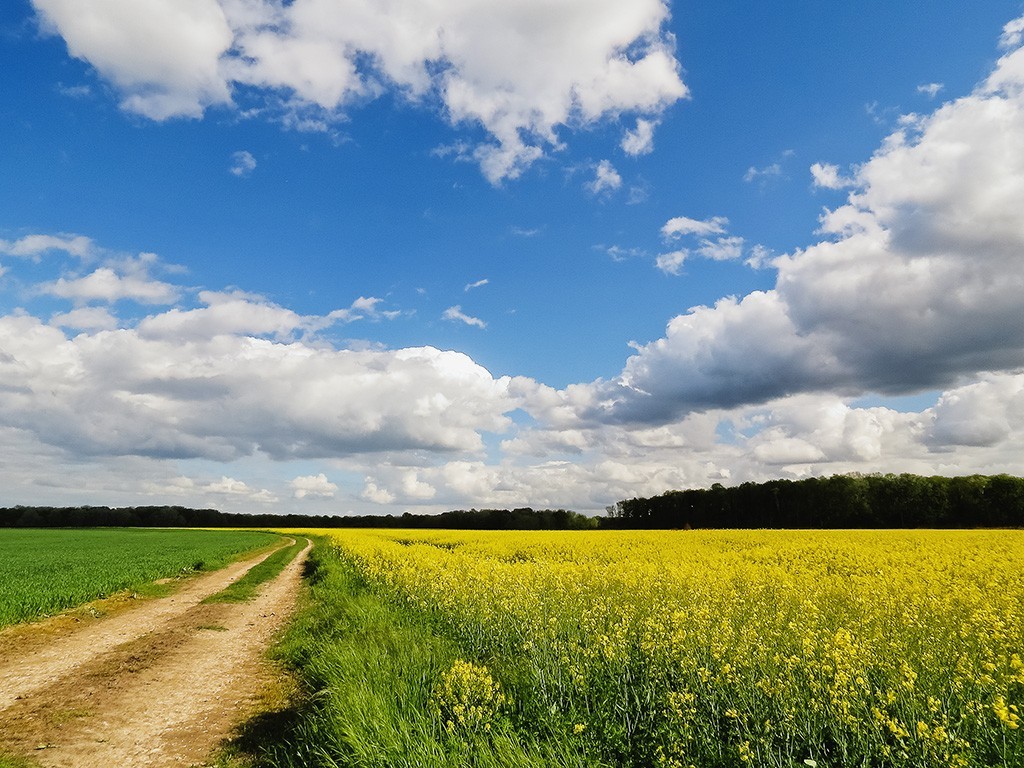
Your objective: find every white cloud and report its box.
[204,475,278,503]
[328,295,400,323]
[33,0,234,120]
[137,291,395,341]
[6,231,1024,516]
[697,236,744,261]
[602,245,645,262]
[464,278,489,292]
[655,249,687,275]
[743,162,782,183]
[586,160,622,194]
[926,373,1024,448]
[32,0,687,182]
[361,479,395,505]
[621,117,657,156]
[49,307,119,331]
[917,82,944,98]
[290,472,338,499]
[562,20,1024,425]
[0,302,516,463]
[229,149,256,176]
[0,233,94,260]
[810,161,856,190]
[1001,16,1024,49]
[661,215,728,239]
[656,221,744,272]
[745,244,774,270]
[442,305,486,329]
[42,267,181,305]
[399,470,436,500]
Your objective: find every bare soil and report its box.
[0,538,311,767]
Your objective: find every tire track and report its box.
[0,537,310,767]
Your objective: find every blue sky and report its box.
[2,1,1023,516]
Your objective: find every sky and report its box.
[1,1,1024,517]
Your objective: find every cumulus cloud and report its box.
[917,82,944,99]
[0,263,516,463]
[621,117,657,156]
[290,472,338,499]
[443,305,486,329]
[568,20,1024,425]
[1001,16,1024,49]
[33,0,234,120]
[42,267,181,305]
[586,159,622,194]
[0,233,94,260]
[697,236,744,262]
[229,149,256,176]
[204,475,278,503]
[361,480,395,505]
[31,0,687,182]
[926,373,1024,448]
[656,217,744,273]
[661,215,728,239]
[5,231,1024,515]
[49,306,119,331]
[136,291,396,341]
[328,295,401,323]
[655,249,688,275]
[745,244,774,270]
[810,161,856,190]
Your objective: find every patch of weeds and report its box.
[134,582,176,599]
[0,754,40,768]
[198,624,229,632]
[48,708,92,726]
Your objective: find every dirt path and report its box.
[0,537,311,767]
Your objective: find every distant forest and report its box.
[1,473,1022,530]
[607,473,1024,529]
[0,504,597,531]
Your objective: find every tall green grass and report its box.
[251,542,604,768]
[0,528,280,629]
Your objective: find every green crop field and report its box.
[0,528,280,629]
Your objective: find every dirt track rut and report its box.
[0,537,310,767]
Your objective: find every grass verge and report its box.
[221,539,604,768]
[204,538,307,605]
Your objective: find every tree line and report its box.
[2,474,1022,530]
[0,505,597,530]
[606,473,1024,528]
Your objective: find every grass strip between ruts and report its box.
[203,537,307,604]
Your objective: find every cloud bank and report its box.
[579,21,1024,425]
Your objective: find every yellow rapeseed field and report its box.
[295,529,1024,767]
